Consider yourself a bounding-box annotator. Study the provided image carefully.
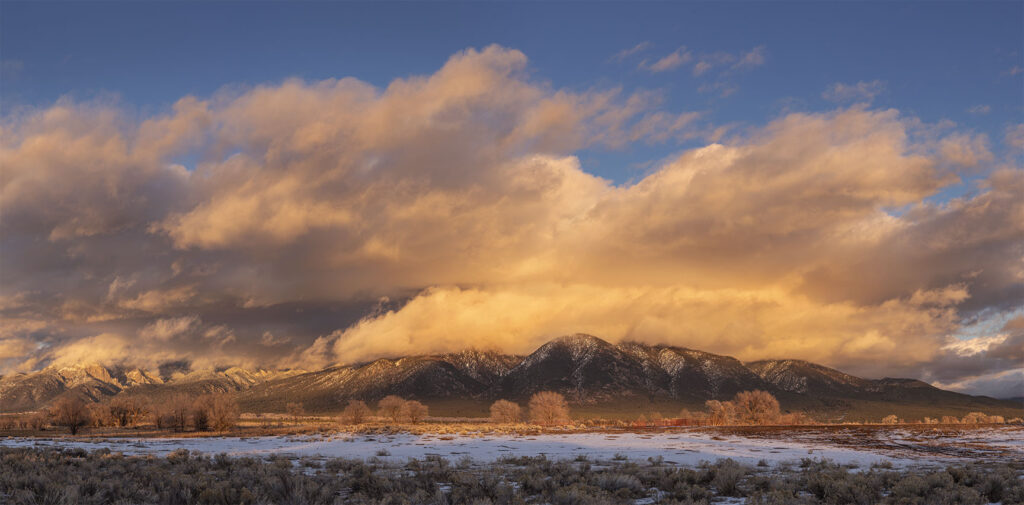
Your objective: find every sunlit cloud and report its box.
[640,47,692,73]
[0,46,1021,396]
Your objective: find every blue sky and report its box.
[3,1,1021,184]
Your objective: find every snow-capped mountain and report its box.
[3,334,1019,418]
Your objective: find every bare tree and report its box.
[734,390,780,425]
[489,400,522,424]
[108,396,149,427]
[192,401,210,431]
[881,414,899,424]
[195,394,239,431]
[50,397,91,435]
[402,400,429,424]
[705,400,738,426]
[528,391,570,425]
[155,394,193,432]
[87,403,110,428]
[286,402,305,425]
[27,412,48,431]
[378,395,406,423]
[339,400,371,425]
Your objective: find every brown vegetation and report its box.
[402,400,429,424]
[339,400,371,425]
[49,397,91,435]
[1,446,1021,505]
[377,395,407,422]
[490,399,522,423]
[107,396,149,427]
[286,402,305,424]
[196,394,240,431]
[528,391,570,425]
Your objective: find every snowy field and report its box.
[4,426,1021,468]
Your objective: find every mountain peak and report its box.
[4,334,1022,419]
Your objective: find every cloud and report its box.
[610,42,651,62]
[139,316,201,342]
[641,48,692,73]
[1006,124,1024,151]
[966,104,991,115]
[938,133,992,167]
[334,283,961,374]
[938,362,1024,399]
[690,46,765,77]
[822,80,886,103]
[937,368,1023,399]
[732,46,766,69]
[0,46,1021,396]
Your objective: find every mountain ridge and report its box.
[2,334,1020,421]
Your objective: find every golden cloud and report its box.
[0,46,1020,388]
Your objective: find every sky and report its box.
[1,2,1022,398]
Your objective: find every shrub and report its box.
[528,391,570,425]
[489,400,522,424]
[340,400,371,425]
[710,459,747,497]
[881,414,899,424]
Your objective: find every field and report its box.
[2,425,1022,504]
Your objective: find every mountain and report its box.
[747,360,1019,417]
[0,364,301,413]
[3,334,1021,421]
[746,359,872,396]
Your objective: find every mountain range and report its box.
[2,334,1020,420]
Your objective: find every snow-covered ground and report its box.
[6,427,1020,468]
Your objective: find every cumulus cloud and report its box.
[822,80,886,103]
[938,133,992,167]
[0,46,1021,395]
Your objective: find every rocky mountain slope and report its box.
[0,364,301,413]
[3,334,1020,419]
